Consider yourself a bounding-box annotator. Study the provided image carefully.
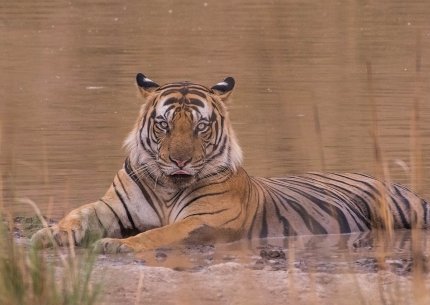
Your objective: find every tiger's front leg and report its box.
[31,201,114,248]
[94,216,240,254]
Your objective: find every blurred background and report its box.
[1,0,430,219]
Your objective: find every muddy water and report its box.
[1,1,430,234]
[130,230,430,273]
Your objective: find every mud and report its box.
[10,218,430,305]
[92,248,430,305]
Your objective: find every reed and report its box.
[0,208,100,305]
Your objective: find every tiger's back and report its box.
[248,172,430,238]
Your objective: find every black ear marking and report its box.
[211,77,235,94]
[136,73,160,91]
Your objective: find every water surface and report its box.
[1,1,430,242]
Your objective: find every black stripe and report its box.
[173,191,229,222]
[272,180,352,233]
[158,86,209,97]
[157,83,185,90]
[330,174,381,201]
[221,187,246,227]
[157,82,210,92]
[352,172,375,179]
[263,183,329,234]
[163,97,178,106]
[209,110,217,122]
[247,205,259,239]
[209,96,223,113]
[146,111,156,147]
[187,104,204,113]
[198,167,231,181]
[212,115,224,149]
[389,193,409,228]
[178,179,232,202]
[267,179,336,217]
[99,198,128,237]
[139,117,148,150]
[306,177,376,224]
[307,174,376,218]
[393,186,411,229]
[189,98,205,108]
[182,208,228,220]
[259,204,268,238]
[124,159,163,222]
[265,187,295,235]
[187,84,210,91]
[165,105,177,114]
[212,119,220,147]
[247,179,264,239]
[310,174,413,230]
[423,200,429,227]
[165,189,185,209]
[117,175,131,200]
[221,209,243,226]
[188,89,207,98]
[160,89,182,97]
[209,136,227,160]
[279,178,369,231]
[113,181,139,233]
[244,178,255,238]
[93,207,107,236]
[281,194,329,234]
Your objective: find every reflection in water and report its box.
[133,230,429,273]
[1,0,430,275]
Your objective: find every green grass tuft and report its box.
[0,216,100,305]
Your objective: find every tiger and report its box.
[31,73,430,253]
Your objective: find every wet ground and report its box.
[9,217,430,305]
[94,259,429,305]
[53,239,430,305]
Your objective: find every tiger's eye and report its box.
[157,121,168,129]
[197,122,208,131]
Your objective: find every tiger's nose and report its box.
[169,156,192,169]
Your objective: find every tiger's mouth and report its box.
[169,171,194,185]
[158,163,199,186]
[171,169,192,176]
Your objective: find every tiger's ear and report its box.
[211,77,235,101]
[136,73,160,98]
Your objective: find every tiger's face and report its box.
[125,73,243,188]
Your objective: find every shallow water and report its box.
[126,230,429,274]
[1,0,430,259]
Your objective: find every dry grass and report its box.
[0,211,100,305]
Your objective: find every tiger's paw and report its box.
[93,238,134,254]
[31,225,86,249]
[31,227,56,249]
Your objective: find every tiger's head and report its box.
[124,73,243,188]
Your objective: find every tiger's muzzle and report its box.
[156,111,206,186]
